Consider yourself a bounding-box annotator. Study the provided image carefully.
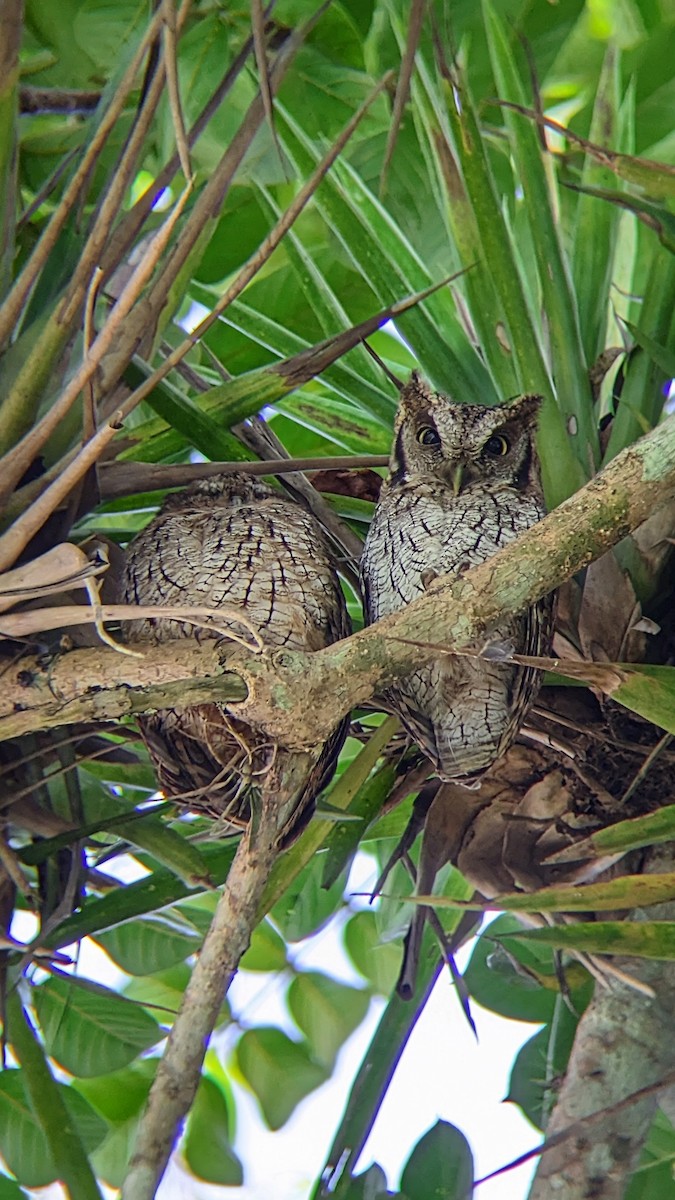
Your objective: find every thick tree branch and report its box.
[2,413,674,745]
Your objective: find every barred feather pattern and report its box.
[361,374,554,782]
[120,473,350,844]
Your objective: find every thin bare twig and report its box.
[162,0,192,182]
[82,266,104,441]
[250,0,284,169]
[0,7,164,354]
[0,184,193,560]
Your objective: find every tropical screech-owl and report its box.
[121,473,350,845]
[361,372,552,781]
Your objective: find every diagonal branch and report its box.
[1,409,674,745]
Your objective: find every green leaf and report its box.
[270,851,347,943]
[34,975,162,1077]
[529,661,675,738]
[288,972,370,1069]
[571,45,622,363]
[0,1180,29,1199]
[0,1069,106,1189]
[74,1061,156,1189]
[94,911,202,976]
[321,718,399,889]
[183,1076,243,1185]
[235,1027,329,1129]
[125,359,249,463]
[603,248,675,461]
[43,841,236,950]
[425,872,675,916]
[239,918,288,972]
[506,997,582,1130]
[483,1,596,471]
[340,1162,396,1198]
[463,914,559,1023]
[75,1060,157,1125]
[626,1110,675,1200]
[400,1120,474,1200]
[500,921,675,960]
[18,781,214,888]
[274,102,495,403]
[549,803,675,867]
[317,928,443,1193]
[123,963,195,1023]
[344,909,402,996]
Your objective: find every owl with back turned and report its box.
[120,473,350,846]
[361,372,553,781]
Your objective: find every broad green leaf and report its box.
[344,910,402,996]
[235,1027,329,1128]
[183,1076,243,1185]
[94,911,202,976]
[288,972,370,1069]
[499,921,675,960]
[506,997,581,1130]
[74,1061,156,1188]
[340,1163,396,1199]
[43,841,236,950]
[463,914,561,1023]
[271,851,347,943]
[400,1120,474,1200]
[74,1060,157,1124]
[322,761,397,890]
[34,975,161,1077]
[626,1111,675,1200]
[240,918,288,972]
[124,963,194,1023]
[0,1180,28,1199]
[0,1070,106,1189]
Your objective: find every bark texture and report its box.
[530,850,675,1200]
[1,409,675,744]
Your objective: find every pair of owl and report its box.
[122,373,550,844]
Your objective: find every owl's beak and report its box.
[451,463,465,496]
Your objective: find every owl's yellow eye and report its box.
[483,433,510,457]
[417,426,441,447]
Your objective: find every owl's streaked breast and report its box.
[360,380,552,782]
[121,475,350,840]
[363,481,546,620]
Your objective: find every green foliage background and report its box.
[1,0,675,1196]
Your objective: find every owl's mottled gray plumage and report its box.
[361,372,552,783]
[120,473,350,844]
